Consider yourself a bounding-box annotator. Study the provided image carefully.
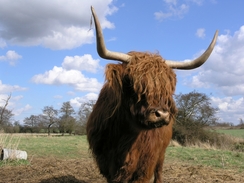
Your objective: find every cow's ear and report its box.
[105,64,124,91]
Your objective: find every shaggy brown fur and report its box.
[86,52,177,183]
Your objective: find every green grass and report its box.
[1,134,90,160]
[1,134,244,172]
[166,145,244,172]
[0,159,29,167]
[18,135,89,159]
[215,129,244,139]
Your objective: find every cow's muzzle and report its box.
[145,109,170,128]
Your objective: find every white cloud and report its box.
[190,0,204,6]
[62,54,101,73]
[154,11,172,21]
[107,37,117,42]
[196,28,206,38]
[13,104,32,117]
[41,27,94,50]
[5,50,22,60]
[180,26,244,124]
[0,92,32,121]
[0,94,10,106]
[0,50,22,65]
[211,97,244,123]
[155,0,207,21]
[0,0,116,50]
[0,80,27,93]
[0,94,27,114]
[32,66,102,92]
[164,0,177,5]
[70,93,98,108]
[0,38,7,48]
[155,0,189,21]
[32,53,103,92]
[186,26,244,96]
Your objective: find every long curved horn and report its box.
[165,30,218,69]
[91,6,218,68]
[91,6,131,63]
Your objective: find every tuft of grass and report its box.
[0,134,29,167]
[0,134,21,150]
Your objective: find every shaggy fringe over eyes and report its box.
[126,51,177,112]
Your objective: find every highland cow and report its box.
[86,6,218,183]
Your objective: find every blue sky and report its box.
[0,0,244,125]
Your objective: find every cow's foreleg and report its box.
[153,154,165,183]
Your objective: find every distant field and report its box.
[215,129,244,139]
[0,133,244,172]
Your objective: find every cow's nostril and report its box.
[148,109,169,122]
[154,110,169,119]
[155,111,161,117]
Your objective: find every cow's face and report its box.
[121,52,177,129]
[126,91,172,129]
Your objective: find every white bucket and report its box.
[1,148,28,160]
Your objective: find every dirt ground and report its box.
[0,157,243,183]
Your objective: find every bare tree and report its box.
[76,100,96,135]
[173,91,218,144]
[78,100,96,125]
[238,118,244,129]
[175,91,218,127]
[0,94,13,131]
[24,115,38,127]
[42,106,58,136]
[24,115,41,133]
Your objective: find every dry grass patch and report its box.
[0,134,29,167]
[0,134,21,150]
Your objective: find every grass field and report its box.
[1,133,244,182]
[166,146,244,171]
[1,133,244,172]
[215,129,244,139]
[0,134,89,160]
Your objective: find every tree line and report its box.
[1,91,243,137]
[0,96,96,135]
